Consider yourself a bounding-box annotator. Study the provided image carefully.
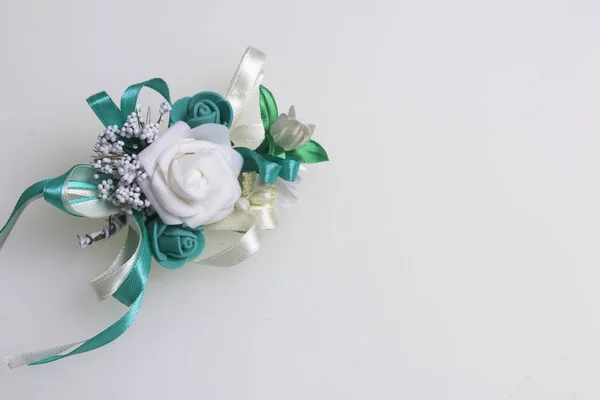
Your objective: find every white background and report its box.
[1,0,600,398]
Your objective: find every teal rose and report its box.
[147,219,206,269]
[169,91,233,128]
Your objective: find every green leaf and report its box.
[255,133,284,157]
[265,133,276,154]
[286,140,329,164]
[255,133,274,154]
[259,85,278,131]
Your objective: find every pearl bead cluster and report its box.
[94,125,126,157]
[92,154,150,215]
[120,112,159,144]
[159,101,172,115]
[235,172,278,211]
[114,154,148,184]
[97,179,114,199]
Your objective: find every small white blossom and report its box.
[270,106,315,151]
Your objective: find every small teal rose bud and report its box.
[147,219,206,269]
[169,91,233,128]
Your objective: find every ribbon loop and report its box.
[0,180,49,250]
[120,78,172,117]
[226,47,266,127]
[86,91,125,128]
[42,165,120,218]
[236,147,282,184]
[236,148,301,184]
[87,78,171,130]
[89,220,144,302]
[195,211,263,267]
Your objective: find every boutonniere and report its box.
[1,46,329,368]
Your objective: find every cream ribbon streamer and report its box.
[89,219,143,301]
[64,167,141,301]
[196,46,281,267]
[194,208,279,267]
[226,47,265,127]
[228,47,267,149]
[5,342,84,369]
[196,212,262,267]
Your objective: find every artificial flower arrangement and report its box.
[1,47,328,368]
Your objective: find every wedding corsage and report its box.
[1,47,329,368]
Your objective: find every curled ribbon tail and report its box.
[1,167,152,368]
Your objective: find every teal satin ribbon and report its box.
[0,165,113,245]
[237,86,303,183]
[235,147,300,183]
[87,78,171,128]
[30,214,150,365]
[5,77,171,366]
[1,165,150,367]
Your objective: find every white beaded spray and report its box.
[90,102,170,215]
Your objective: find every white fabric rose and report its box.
[138,121,243,228]
[269,106,315,151]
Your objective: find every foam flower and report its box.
[147,219,206,269]
[169,91,233,128]
[138,122,243,227]
[269,106,315,151]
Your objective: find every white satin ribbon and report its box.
[196,226,262,267]
[89,217,142,300]
[230,123,265,149]
[193,207,278,267]
[64,168,136,301]
[4,342,83,369]
[191,47,280,267]
[226,47,266,128]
